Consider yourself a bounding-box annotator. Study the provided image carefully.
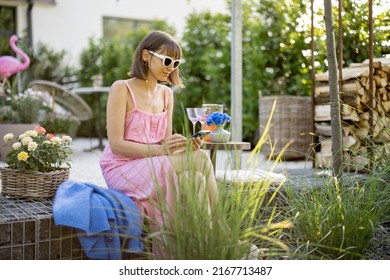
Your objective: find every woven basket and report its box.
[0,168,69,200]
[259,95,314,160]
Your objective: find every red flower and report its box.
[34,125,46,135]
[46,133,55,140]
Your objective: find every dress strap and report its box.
[120,80,137,108]
[163,87,169,111]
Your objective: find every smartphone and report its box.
[190,130,211,138]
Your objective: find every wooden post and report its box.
[368,0,374,164]
[231,0,242,142]
[310,0,317,167]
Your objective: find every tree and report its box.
[178,1,312,143]
[313,0,390,71]
[176,12,232,131]
[324,0,343,177]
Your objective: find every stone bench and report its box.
[0,195,146,260]
[0,196,88,260]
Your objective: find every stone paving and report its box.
[66,138,108,188]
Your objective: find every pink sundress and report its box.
[99,81,178,225]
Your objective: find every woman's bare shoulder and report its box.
[111,79,129,89]
[107,81,130,102]
[111,79,135,94]
[158,84,173,94]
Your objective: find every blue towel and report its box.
[53,180,143,259]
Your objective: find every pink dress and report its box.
[99,81,178,224]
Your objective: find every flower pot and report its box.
[0,123,39,161]
[209,125,231,143]
[0,167,69,200]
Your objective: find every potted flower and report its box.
[0,125,72,200]
[0,89,45,161]
[206,112,231,127]
[206,112,231,143]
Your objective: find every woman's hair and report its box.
[128,30,184,88]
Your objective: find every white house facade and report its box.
[0,0,228,66]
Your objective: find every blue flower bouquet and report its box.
[206,112,231,126]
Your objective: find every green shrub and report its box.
[285,173,387,259]
[23,42,76,86]
[40,112,80,136]
[0,91,43,124]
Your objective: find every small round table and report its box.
[71,87,110,150]
[202,141,251,174]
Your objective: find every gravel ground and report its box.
[365,221,390,260]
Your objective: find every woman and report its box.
[99,30,218,257]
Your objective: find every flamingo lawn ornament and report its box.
[0,35,30,91]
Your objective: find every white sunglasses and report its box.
[148,50,181,69]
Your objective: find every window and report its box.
[0,5,16,56]
[103,16,153,41]
[36,0,56,3]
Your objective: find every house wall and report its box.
[1,0,228,67]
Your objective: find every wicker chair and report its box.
[28,80,93,122]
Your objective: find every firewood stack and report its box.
[314,58,390,171]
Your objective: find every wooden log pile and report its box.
[314,58,390,170]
